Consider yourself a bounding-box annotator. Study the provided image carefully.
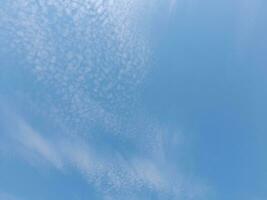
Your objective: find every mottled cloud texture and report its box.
[0,0,209,199]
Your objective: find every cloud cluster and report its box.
[0,104,209,199]
[0,0,151,109]
[0,0,209,199]
[0,0,158,141]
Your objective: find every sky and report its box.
[0,0,267,200]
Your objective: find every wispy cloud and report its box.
[0,192,21,200]
[169,0,177,14]
[0,109,210,199]
[0,105,63,170]
[0,0,211,199]
[15,119,63,170]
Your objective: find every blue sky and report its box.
[0,0,267,200]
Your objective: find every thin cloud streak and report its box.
[0,106,63,170]
[1,113,209,199]
[15,120,64,170]
[0,192,22,200]
[169,0,177,14]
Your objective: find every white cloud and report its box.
[0,192,21,200]
[169,0,177,14]
[0,0,211,199]
[15,119,63,170]
[0,105,210,199]
[0,102,63,170]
